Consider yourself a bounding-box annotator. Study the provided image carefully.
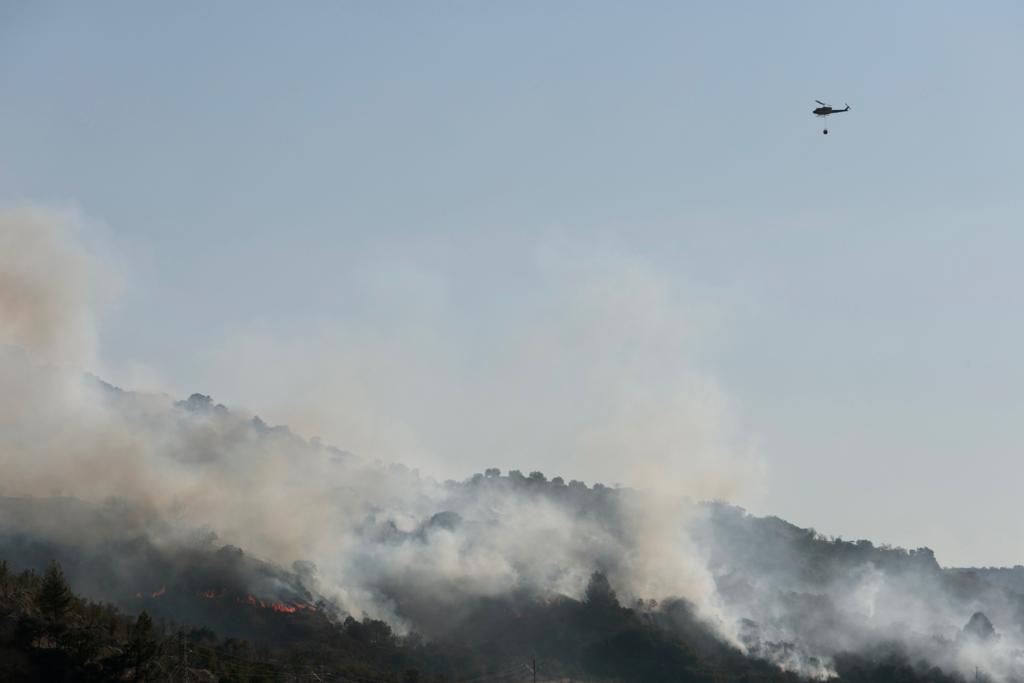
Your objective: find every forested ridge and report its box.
[0,382,1012,682]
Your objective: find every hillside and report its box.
[1,357,1021,680]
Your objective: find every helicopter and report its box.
[813,100,850,135]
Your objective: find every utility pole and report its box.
[532,658,536,683]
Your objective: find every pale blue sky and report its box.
[3,2,1024,566]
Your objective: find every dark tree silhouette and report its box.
[37,561,72,624]
[124,611,159,681]
[584,571,619,609]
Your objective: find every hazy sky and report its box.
[3,2,1023,566]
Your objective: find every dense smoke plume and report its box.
[0,206,115,369]
[0,205,738,620]
[3,205,1024,681]
[697,505,1024,680]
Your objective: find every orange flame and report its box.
[271,603,298,613]
[242,594,267,608]
[238,594,316,613]
[151,586,166,598]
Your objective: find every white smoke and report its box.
[0,205,752,623]
[6,205,1020,681]
[196,236,762,500]
[0,206,116,369]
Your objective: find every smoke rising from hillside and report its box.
[0,205,745,619]
[3,205,1024,681]
[0,206,115,369]
[194,235,762,498]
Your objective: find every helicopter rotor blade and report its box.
[815,100,829,106]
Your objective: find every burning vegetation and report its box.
[1,347,1021,681]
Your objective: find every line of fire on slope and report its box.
[134,584,318,614]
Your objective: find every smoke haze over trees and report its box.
[3,207,1024,681]
[3,362,1024,680]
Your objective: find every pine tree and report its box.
[37,560,72,624]
[584,571,619,609]
[128,611,159,681]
